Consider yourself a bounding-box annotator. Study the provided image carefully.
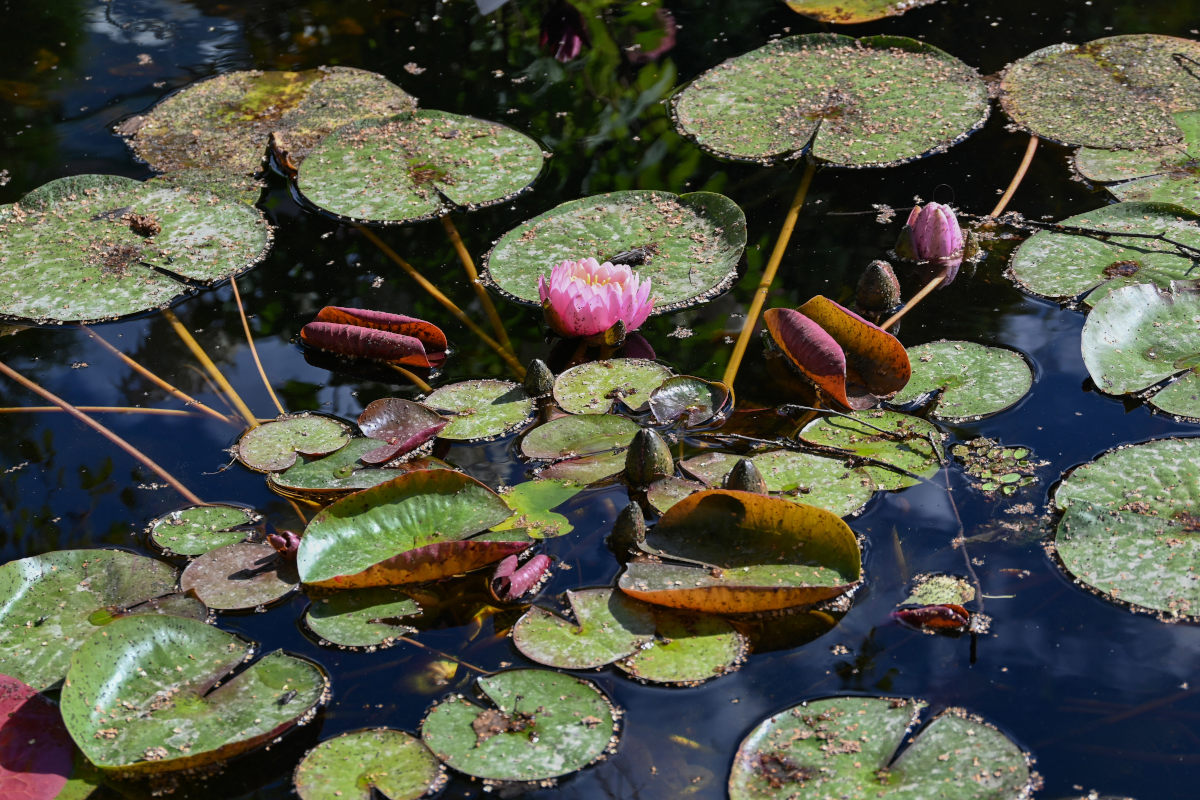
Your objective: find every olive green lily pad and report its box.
[269,438,451,500]
[649,375,731,426]
[891,340,1033,422]
[0,549,180,690]
[615,608,748,686]
[236,414,352,473]
[522,414,642,484]
[424,380,534,441]
[1054,437,1200,518]
[0,174,273,324]
[121,67,416,181]
[179,542,297,611]
[1075,112,1200,211]
[492,479,583,539]
[60,614,327,774]
[903,574,975,606]
[512,587,656,669]
[1082,282,1200,419]
[729,696,1032,798]
[1000,35,1200,150]
[482,190,747,314]
[785,0,937,24]
[1008,201,1200,304]
[553,358,673,414]
[646,475,706,513]
[539,450,631,484]
[294,728,445,800]
[297,111,545,224]
[305,588,422,649]
[297,469,520,589]
[420,669,617,782]
[680,450,876,517]
[798,410,943,490]
[671,34,988,167]
[148,504,260,556]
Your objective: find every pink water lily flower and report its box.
[538,257,654,339]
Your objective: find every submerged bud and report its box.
[723,458,768,494]
[624,428,673,486]
[523,358,554,396]
[607,501,647,561]
[855,260,902,323]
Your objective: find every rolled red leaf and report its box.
[301,307,448,368]
[891,603,970,632]
[490,553,552,602]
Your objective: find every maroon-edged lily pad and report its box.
[301,307,448,369]
[180,543,299,611]
[357,398,449,465]
[0,674,77,799]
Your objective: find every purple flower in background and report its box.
[541,1,588,62]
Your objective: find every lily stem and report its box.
[0,359,205,505]
[722,159,818,390]
[231,278,285,417]
[387,363,434,394]
[0,406,203,417]
[161,309,261,429]
[987,135,1039,219]
[879,270,946,329]
[440,214,515,355]
[355,225,526,380]
[397,636,493,675]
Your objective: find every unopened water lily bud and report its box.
[896,203,964,285]
[607,501,647,561]
[523,358,554,396]
[855,260,902,324]
[624,429,673,486]
[723,458,767,494]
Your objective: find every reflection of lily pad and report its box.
[784,0,937,23]
[236,414,352,473]
[672,34,988,166]
[615,607,748,686]
[891,340,1033,421]
[1075,111,1200,212]
[554,358,673,414]
[799,410,943,490]
[1000,35,1200,149]
[1082,282,1200,420]
[294,728,445,800]
[0,175,272,324]
[179,542,297,611]
[729,696,1032,798]
[305,588,422,649]
[483,190,747,314]
[512,588,656,669]
[297,111,545,224]
[424,380,534,441]
[680,450,875,517]
[420,669,617,782]
[148,504,260,556]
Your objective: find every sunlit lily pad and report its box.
[294,728,445,800]
[615,608,748,686]
[0,549,180,690]
[619,490,862,614]
[1054,437,1200,518]
[799,410,943,490]
[512,588,656,669]
[1000,35,1200,149]
[420,669,617,782]
[61,615,326,774]
[424,380,534,441]
[269,439,451,500]
[357,397,449,464]
[539,450,631,484]
[492,479,583,539]
[521,414,641,484]
[179,543,297,611]
[649,375,731,426]
[553,358,673,414]
[483,190,747,314]
[1075,111,1200,212]
[671,34,988,166]
[304,588,422,649]
[729,696,1032,798]
[0,175,273,324]
[297,111,545,224]
[891,340,1033,421]
[297,470,520,589]
[903,574,975,606]
[951,437,1044,495]
[1081,282,1200,419]
[680,450,876,517]
[785,0,937,23]
[148,503,260,556]
[0,673,79,799]
[1008,201,1200,304]
[236,414,352,473]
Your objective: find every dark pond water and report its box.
[3,0,1200,798]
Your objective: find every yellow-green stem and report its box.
[231,278,285,416]
[989,135,1039,219]
[387,363,434,393]
[0,406,202,417]
[161,308,261,428]
[440,214,515,354]
[880,272,945,330]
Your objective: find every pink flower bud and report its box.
[537,257,654,339]
[901,203,964,270]
[267,530,301,560]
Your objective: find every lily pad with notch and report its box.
[890,340,1033,422]
[424,380,534,441]
[798,410,943,490]
[179,542,298,611]
[512,587,656,669]
[615,607,749,686]
[680,450,876,517]
[1074,111,1200,212]
[236,413,352,473]
[483,190,747,314]
[553,358,673,414]
[148,503,261,556]
[649,375,732,426]
[304,588,423,649]
[269,438,452,501]
[294,728,445,800]
[491,479,583,540]
[521,414,643,484]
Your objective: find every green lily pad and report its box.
[236,414,352,473]
[729,696,1032,798]
[539,450,631,484]
[1082,282,1200,419]
[784,0,937,23]
[305,588,422,649]
[648,375,731,427]
[269,438,451,500]
[513,588,656,669]
[120,67,416,182]
[424,380,534,441]
[0,175,273,324]
[1008,201,1200,304]
[294,728,445,800]
[798,410,943,490]
[553,358,673,414]
[297,469,519,589]
[1054,437,1200,519]
[179,543,297,611]
[903,574,975,606]
[671,34,988,167]
[521,413,641,460]
[297,111,545,224]
[492,479,583,539]
[420,669,617,782]
[483,190,747,314]
[950,437,1044,495]
[615,608,748,686]
[646,475,706,513]
[1000,35,1200,149]
[1075,112,1200,212]
[0,549,180,690]
[891,340,1033,422]
[148,504,260,556]
[60,615,327,774]
[680,450,876,517]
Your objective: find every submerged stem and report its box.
[440,214,515,355]
[397,636,493,675]
[231,278,286,417]
[161,309,261,429]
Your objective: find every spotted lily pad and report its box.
[179,542,297,611]
[553,358,673,414]
[297,111,545,224]
[0,674,79,799]
[799,410,943,490]
[492,479,583,539]
[646,475,706,513]
[60,615,327,774]
[891,340,1033,421]
[483,190,747,314]
[420,669,617,782]
[615,608,748,686]
[680,450,875,517]
[521,414,642,484]
[0,175,273,324]
[294,728,445,800]
[304,589,422,649]
[512,587,656,669]
[671,34,988,166]
[903,574,975,606]
[784,0,937,23]
[0,549,180,690]
[1075,111,1200,212]
[236,414,352,473]
[1000,35,1200,150]
[729,696,1032,798]
[1081,282,1200,419]
[1008,201,1200,305]
[357,397,449,464]
[649,375,731,426]
[269,438,451,500]
[148,504,260,556]
[423,380,534,441]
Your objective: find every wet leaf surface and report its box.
[148,504,260,556]
[236,414,351,473]
[179,542,298,611]
[357,397,449,464]
[784,0,938,23]
[294,728,444,800]
[304,588,422,649]
[521,413,641,460]
[799,410,943,490]
[680,450,875,517]
[649,375,730,426]
[423,380,534,441]
[951,437,1044,495]
[492,479,582,539]
[512,587,656,669]
[553,358,673,414]
[891,340,1033,421]
[1075,111,1200,212]
[615,607,748,686]
[268,439,450,500]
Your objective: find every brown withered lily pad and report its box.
[301,307,448,369]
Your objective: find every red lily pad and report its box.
[301,307,448,369]
[357,398,449,465]
[0,674,75,799]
